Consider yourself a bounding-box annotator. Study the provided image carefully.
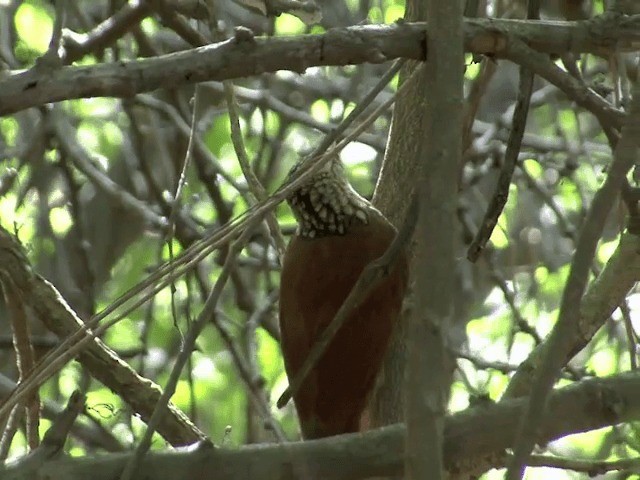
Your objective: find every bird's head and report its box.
[285,154,369,238]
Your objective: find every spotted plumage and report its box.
[287,157,371,238]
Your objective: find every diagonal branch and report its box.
[0,226,206,447]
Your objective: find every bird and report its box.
[279,154,408,439]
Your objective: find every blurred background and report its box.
[0,1,638,478]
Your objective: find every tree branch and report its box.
[0,226,206,447]
[4,373,640,479]
[1,15,639,116]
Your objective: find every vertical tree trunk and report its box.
[371,4,464,476]
[369,0,429,433]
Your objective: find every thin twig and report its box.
[166,87,200,236]
[118,226,256,480]
[462,59,497,154]
[212,306,286,441]
[455,350,520,374]
[500,35,625,135]
[302,58,405,163]
[13,391,85,472]
[49,108,168,229]
[163,84,202,348]
[49,0,67,56]
[519,452,640,475]
[467,2,538,262]
[482,254,543,345]
[135,94,247,194]
[201,82,386,151]
[0,405,23,460]
[224,80,287,258]
[1,279,40,450]
[39,391,85,454]
[63,1,151,63]
[620,299,639,369]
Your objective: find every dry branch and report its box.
[1,15,639,116]
[0,226,206,447]
[3,372,640,479]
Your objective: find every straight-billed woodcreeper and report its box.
[279,155,408,439]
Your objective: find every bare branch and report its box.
[3,373,640,479]
[0,226,206,447]
[1,15,638,116]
